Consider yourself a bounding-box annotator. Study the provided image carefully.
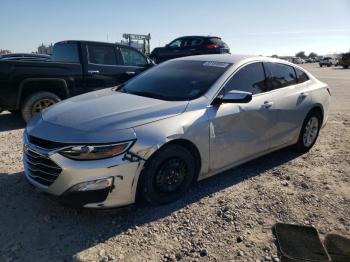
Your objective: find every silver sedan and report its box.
[23,55,331,208]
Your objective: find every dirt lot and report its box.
[0,64,349,262]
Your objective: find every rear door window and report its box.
[266,63,297,90]
[224,62,268,95]
[295,68,309,83]
[184,38,203,47]
[52,43,80,63]
[87,44,117,65]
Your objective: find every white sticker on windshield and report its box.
[203,61,230,68]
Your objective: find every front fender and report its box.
[131,108,210,177]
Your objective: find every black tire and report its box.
[343,65,349,69]
[139,144,197,205]
[21,92,61,123]
[293,110,322,152]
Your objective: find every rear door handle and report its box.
[125,71,136,76]
[88,70,100,75]
[263,101,274,108]
[300,92,309,98]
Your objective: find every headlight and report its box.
[59,141,134,160]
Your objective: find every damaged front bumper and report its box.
[23,133,147,209]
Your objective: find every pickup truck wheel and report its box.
[21,92,61,122]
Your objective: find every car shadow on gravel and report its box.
[0,112,25,132]
[0,148,301,262]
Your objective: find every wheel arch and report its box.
[135,138,202,202]
[17,78,69,108]
[308,104,324,125]
[160,139,202,181]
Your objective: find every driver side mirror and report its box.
[213,90,252,105]
[165,44,170,48]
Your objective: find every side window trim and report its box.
[223,62,268,94]
[212,61,268,101]
[294,67,310,84]
[265,62,298,91]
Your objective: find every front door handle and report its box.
[88,70,100,75]
[263,101,274,108]
[125,71,136,76]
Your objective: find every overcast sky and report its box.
[1,0,349,56]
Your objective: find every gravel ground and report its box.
[0,64,349,262]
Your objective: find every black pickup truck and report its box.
[0,40,153,122]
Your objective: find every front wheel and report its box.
[293,111,322,152]
[139,144,197,205]
[21,92,61,123]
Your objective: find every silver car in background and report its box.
[23,55,331,208]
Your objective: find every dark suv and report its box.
[150,36,230,63]
[339,52,350,68]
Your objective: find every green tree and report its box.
[271,54,278,58]
[296,51,307,59]
[308,52,318,58]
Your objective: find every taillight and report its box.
[206,44,219,49]
[326,87,331,96]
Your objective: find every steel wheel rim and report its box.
[155,158,187,193]
[31,98,55,115]
[303,116,319,147]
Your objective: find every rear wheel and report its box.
[139,144,197,205]
[21,92,61,122]
[294,111,322,152]
[343,65,349,69]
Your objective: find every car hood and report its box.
[41,88,189,132]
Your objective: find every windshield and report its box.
[119,60,231,101]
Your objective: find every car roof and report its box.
[55,40,137,49]
[175,54,257,63]
[0,53,50,58]
[175,36,220,39]
[174,54,303,68]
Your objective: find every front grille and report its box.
[25,149,62,186]
[29,135,68,149]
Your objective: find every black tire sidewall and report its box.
[21,92,61,123]
[140,145,196,205]
[295,111,321,152]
